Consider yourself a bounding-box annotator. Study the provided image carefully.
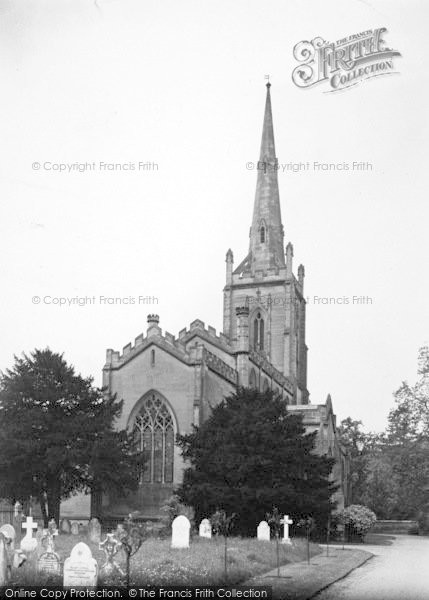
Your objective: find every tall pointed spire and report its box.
[249,83,285,272]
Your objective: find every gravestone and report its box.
[71,522,79,536]
[60,518,71,535]
[257,520,270,541]
[0,533,8,585]
[99,533,124,579]
[88,518,102,544]
[13,502,23,545]
[171,515,190,549]
[38,549,61,577]
[63,542,98,587]
[20,516,38,553]
[199,519,212,539]
[281,515,293,544]
[0,525,16,550]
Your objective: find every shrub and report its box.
[341,504,377,541]
[160,494,195,531]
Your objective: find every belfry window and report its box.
[132,393,174,484]
[253,312,264,351]
[260,226,265,243]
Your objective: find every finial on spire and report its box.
[264,74,271,88]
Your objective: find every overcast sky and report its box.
[1,0,428,432]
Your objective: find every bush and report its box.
[341,505,377,541]
[160,494,195,532]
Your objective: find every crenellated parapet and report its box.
[104,315,234,371]
[178,319,232,349]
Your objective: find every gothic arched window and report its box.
[132,393,174,484]
[260,226,265,243]
[253,312,264,351]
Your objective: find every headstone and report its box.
[257,520,270,541]
[60,518,71,534]
[38,549,61,577]
[0,525,16,550]
[171,515,190,549]
[88,518,102,544]
[199,519,212,539]
[63,542,98,587]
[13,502,23,545]
[78,523,86,536]
[20,516,38,553]
[0,533,8,585]
[99,533,124,578]
[281,515,293,544]
[71,522,79,536]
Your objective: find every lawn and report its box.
[11,534,321,586]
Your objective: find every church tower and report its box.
[223,83,309,404]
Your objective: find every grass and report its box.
[10,534,321,586]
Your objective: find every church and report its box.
[65,84,349,520]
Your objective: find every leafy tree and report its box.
[177,388,337,536]
[0,348,142,526]
[385,345,429,519]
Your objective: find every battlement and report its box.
[177,319,231,348]
[104,316,232,368]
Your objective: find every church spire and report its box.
[249,83,285,272]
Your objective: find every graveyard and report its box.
[0,509,322,587]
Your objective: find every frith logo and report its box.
[292,28,401,92]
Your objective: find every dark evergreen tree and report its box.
[177,387,337,535]
[0,348,142,526]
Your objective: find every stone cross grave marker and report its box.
[88,518,102,544]
[199,519,212,539]
[281,515,293,544]
[171,515,190,549]
[257,520,270,541]
[63,542,98,587]
[20,516,38,553]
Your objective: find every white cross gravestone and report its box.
[257,520,270,541]
[199,519,212,539]
[20,516,38,553]
[63,542,98,587]
[281,515,293,544]
[171,515,190,549]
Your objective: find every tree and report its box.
[0,348,142,526]
[385,345,429,519]
[177,387,337,536]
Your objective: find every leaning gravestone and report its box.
[63,542,98,587]
[88,518,102,544]
[60,519,71,535]
[199,519,212,539]
[257,520,270,541]
[171,515,190,549]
